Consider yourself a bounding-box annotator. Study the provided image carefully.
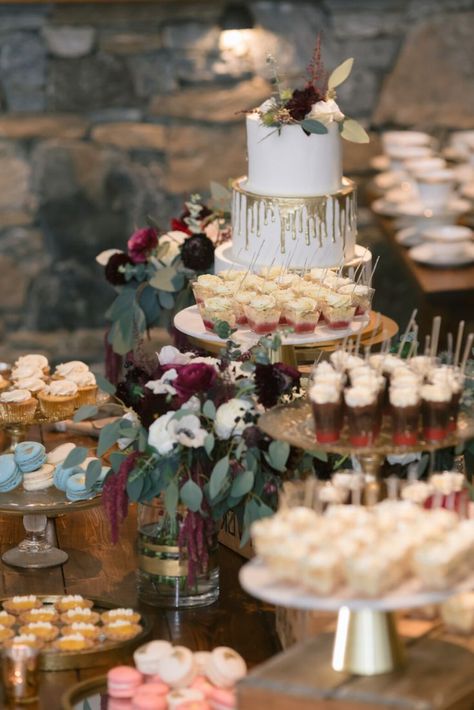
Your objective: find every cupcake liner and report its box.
[76,386,98,407]
[0,398,37,424]
[37,393,78,419]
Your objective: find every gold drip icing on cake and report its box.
[232,177,357,257]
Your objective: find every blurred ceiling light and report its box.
[218,2,255,57]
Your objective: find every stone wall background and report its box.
[0,0,473,363]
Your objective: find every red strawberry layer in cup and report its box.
[424,489,469,515]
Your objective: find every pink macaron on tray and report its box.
[62,640,247,710]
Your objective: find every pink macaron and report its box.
[107,699,132,710]
[141,679,169,695]
[190,676,214,698]
[108,666,143,699]
[208,686,236,710]
[131,684,167,710]
[179,703,211,710]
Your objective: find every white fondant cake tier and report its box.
[215,242,372,281]
[231,177,357,269]
[246,114,343,197]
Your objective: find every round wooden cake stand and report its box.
[240,558,474,676]
[0,490,102,569]
[180,311,398,367]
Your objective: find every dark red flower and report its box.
[105,253,134,286]
[174,362,217,398]
[254,362,301,408]
[284,85,323,121]
[181,233,215,271]
[127,227,158,263]
[171,218,192,235]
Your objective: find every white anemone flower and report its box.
[146,368,178,396]
[168,414,207,449]
[148,411,177,455]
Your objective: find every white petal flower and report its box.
[184,395,201,413]
[145,368,178,396]
[192,356,220,371]
[168,414,207,449]
[157,347,193,366]
[214,398,253,440]
[148,411,177,455]
[306,98,344,124]
[96,248,124,266]
[117,411,139,450]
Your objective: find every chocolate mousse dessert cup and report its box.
[344,386,379,447]
[309,383,343,444]
[389,386,421,446]
[421,384,452,442]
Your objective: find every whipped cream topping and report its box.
[212,283,234,297]
[11,365,45,381]
[108,608,134,617]
[344,386,377,408]
[324,292,352,308]
[258,281,279,294]
[71,622,95,631]
[204,296,232,311]
[108,619,131,628]
[30,607,55,616]
[421,384,452,402]
[27,621,53,630]
[234,290,256,305]
[0,389,32,403]
[66,607,91,617]
[313,371,345,388]
[13,634,36,643]
[339,284,371,297]
[310,383,340,404]
[61,595,83,603]
[219,269,245,282]
[60,633,86,642]
[389,386,420,407]
[409,355,432,376]
[66,371,96,387]
[15,354,48,370]
[13,596,37,603]
[287,297,316,314]
[55,361,89,377]
[430,472,465,494]
[43,380,78,397]
[247,295,277,310]
[196,274,221,288]
[15,377,46,392]
[401,481,433,503]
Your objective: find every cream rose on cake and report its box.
[306,98,344,124]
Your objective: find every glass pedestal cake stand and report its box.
[240,559,474,676]
[257,399,474,493]
[0,488,101,569]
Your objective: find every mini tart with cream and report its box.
[20,621,59,642]
[0,626,14,641]
[60,607,100,625]
[65,371,98,407]
[62,622,101,640]
[101,608,141,625]
[20,606,58,624]
[103,619,142,641]
[56,595,93,612]
[3,596,42,614]
[6,634,44,650]
[37,380,79,418]
[54,633,94,652]
[0,389,37,424]
[0,611,16,627]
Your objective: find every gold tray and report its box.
[61,675,107,710]
[0,487,102,517]
[1,596,152,671]
[258,399,474,457]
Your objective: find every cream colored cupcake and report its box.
[15,377,46,394]
[15,354,49,375]
[10,364,46,382]
[0,376,10,394]
[0,389,37,424]
[37,380,78,418]
[66,371,98,407]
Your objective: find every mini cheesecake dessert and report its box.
[309,382,343,443]
[421,383,452,442]
[201,297,236,333]
[191,274,222,304]
[389,385,421,445]
[344,386,379,447]
[283,297,319,333]
[54,633,94,652]
[0,389,38,424]
[322,293,356,329]
[338,284,374,316]
[38,380,79,418]
[274,290,296,325]
[219,269,245,283]
[244,295,281,334]
[232,290,257,326]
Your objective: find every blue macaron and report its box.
[0,454,22,492]
[53,463,83,492]
[14,442,46,473]
[65,472,95,502]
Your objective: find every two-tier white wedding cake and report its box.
[215,52,369,272]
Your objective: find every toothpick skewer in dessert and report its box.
[454,320,465,368]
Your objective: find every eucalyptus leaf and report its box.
[85,459,102,489]
[204,433,215,456]
[105,287,136,322]
[203,400,216,420]
[127,476,144,502]
[95,373,116,396]
[139,285,161,326]
[108,313,135,356]
[110,452,127,473]
[340,118,370,144]
[231,469,254,498]
[310,449,328,463]
[133,301,146,336]
[209,455,230,500]
[267,440,290,472]
[97,419,123,456]
[180,479,203,512]
[63,446,88,469]
[73,405,98,423]
[164,479,179,515]
[149,266,180,292]
[158,291,175,310]
[328,57,354,90]
[300,119,328,135]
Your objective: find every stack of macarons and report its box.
[0,441,109,501]
[107,641,247,709]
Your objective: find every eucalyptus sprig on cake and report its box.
[255,38,369,143]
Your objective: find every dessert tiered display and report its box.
[0,356,107,569]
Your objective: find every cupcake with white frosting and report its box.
[14,354,49,376]
[0,389,37,423]
[37,380,78,418]
[66,370,98,407]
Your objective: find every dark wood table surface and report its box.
[0,429,280,708]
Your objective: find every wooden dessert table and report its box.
[0,428,279,707]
